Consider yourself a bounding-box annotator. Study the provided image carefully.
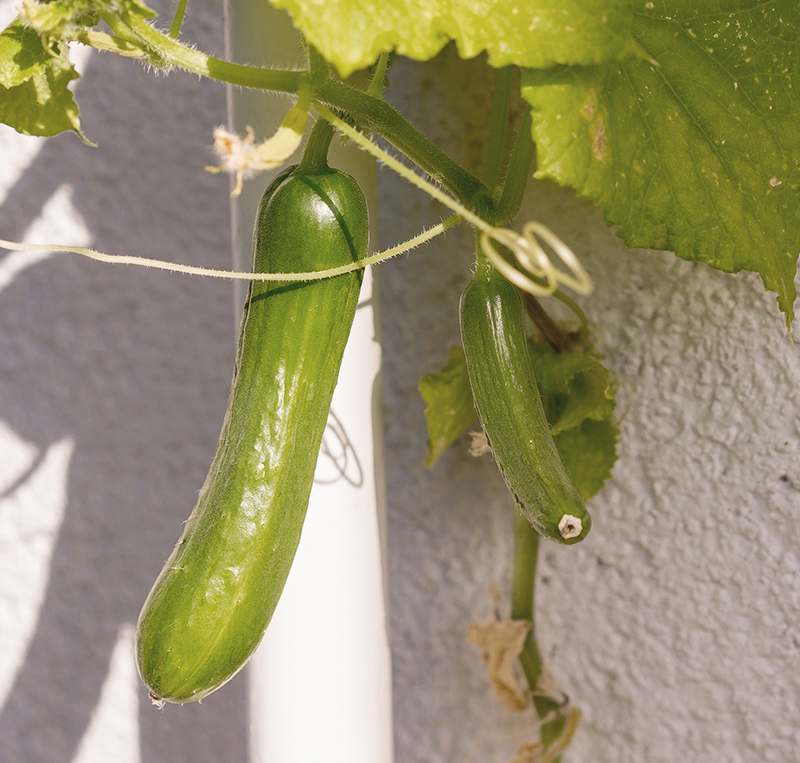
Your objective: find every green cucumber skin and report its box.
[136,168,368,703]
[460,267,591,544]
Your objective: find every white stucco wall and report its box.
[0,5,798,763]
[0,2,244,761]
[382,50,800,763]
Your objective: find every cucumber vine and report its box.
[1,2,797,761]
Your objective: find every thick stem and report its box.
[102,11,147,48]
[317,80,487,208]
[308,46,330,87]
[301,119,334,172]
[98,17,487,210]
[511,510,543,682]
[474,91,509,278]
[495,110,534,226]
[125,14,306,92]
[482,67,514,190]
[472,214,496,279]
[302,44,334,173]
[79,30,148,58]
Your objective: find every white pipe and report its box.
[224,4,394,762]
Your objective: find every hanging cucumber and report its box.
[460,261,591,545]
[136,157,368,704]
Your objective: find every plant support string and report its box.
[0,218,460,283]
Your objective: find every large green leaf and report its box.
[522,0,800,323]
[270,0,634,77]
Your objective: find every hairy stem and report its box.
[318,80,487,207]
[125,14,306,92]
[95,17,487,209]
[367,52,391,98]
[79,30,147,58]
[168,0,189,38]
[308,45,330,86]
[0,215,460,281]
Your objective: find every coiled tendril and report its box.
[480,222,592,297]
[315,104,593,299]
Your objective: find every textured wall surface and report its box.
[380,50,800,763]
[1,6,798,763]
[0,2,245,761]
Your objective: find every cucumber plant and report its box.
[0,0,796,759]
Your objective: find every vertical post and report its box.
[224,4,394,763]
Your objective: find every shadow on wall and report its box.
[0,4,249,763]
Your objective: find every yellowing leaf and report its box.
[0,19,84,139]
[467,620,531,711]
[271,0,634,77]
[0,21,50,88]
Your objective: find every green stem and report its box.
[473,70,514,275]
[472,216,494,279]
[79,30,147,58]
[317,80,487,208]
[482,67,513,191]
[308,46,329,87]
[101,17,487,209]
[495,109,534,225]
[103,12,146,48]
[552,289,590,335]
[367,52,391,98]
[168,0,189,38]
[511,510,543,681]
[524,293,572,353]
[512,510,568,756]
[125,14,306,93]
[301,119,334,172]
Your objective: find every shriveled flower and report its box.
[467,619,530,711]
[207,102,309,196]
[468,430,491,457]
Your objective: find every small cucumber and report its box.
[136,166,368,703]
[460,265,591,544]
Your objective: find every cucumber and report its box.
[136,165,368,703]
[460,264,591,544]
